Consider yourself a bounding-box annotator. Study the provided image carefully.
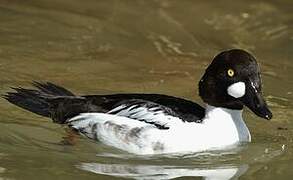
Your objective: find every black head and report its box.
[199,49,272,120]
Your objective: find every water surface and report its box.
[0,0,292,179]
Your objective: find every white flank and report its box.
[67,105,251,154]
[227,82,246,98]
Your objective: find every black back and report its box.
[4,82,205,124]
[84,94,205,122]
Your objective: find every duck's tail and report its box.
[2,82,77,123]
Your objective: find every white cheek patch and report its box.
[227,82,246,98]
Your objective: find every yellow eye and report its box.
[227,69,234,77]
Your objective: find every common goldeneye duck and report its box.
[3,49,272,154]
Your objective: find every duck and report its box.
[3,49,272,155]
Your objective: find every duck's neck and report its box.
[204,104,243,122]
[203,104,251,142]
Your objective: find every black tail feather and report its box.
[32,81,75,96]
[3,82,76,119]
[3,87,51,117]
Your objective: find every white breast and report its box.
[201,105,251,146]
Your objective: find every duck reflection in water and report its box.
[77,162,248,180]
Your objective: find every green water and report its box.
[0,0,292,179]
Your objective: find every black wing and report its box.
[3,82,205,124]
[84,94,205,122]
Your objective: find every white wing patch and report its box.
[107,102,180,129]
